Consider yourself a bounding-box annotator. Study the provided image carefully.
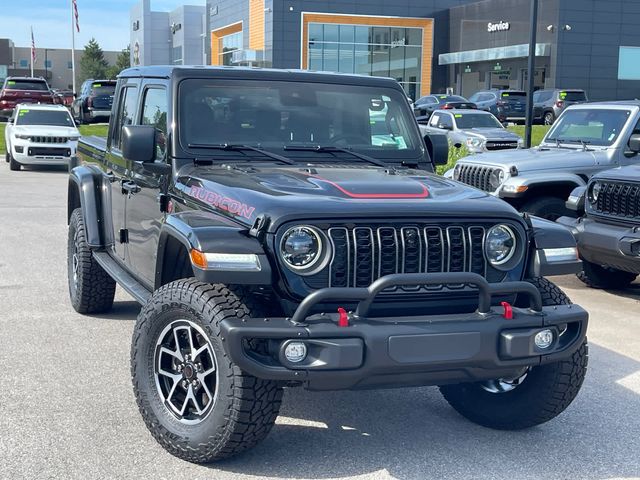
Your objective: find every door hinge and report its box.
[119,228,129,244]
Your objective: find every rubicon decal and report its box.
[189,186,255,219]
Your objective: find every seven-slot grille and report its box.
[485,141,518,151]
[29,136,69,144]
[327,225,487,288]
[593,181,640,219]
[457,164,496,191]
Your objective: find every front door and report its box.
[105,80,140,261]
[125,84,170,288]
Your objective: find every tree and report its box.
[80,38,109,82]
[107,45,131,79]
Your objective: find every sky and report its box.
[1,0,205,52]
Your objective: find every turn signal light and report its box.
[189,249,208,269]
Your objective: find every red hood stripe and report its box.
[310,174,429,199]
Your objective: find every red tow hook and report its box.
[500,301,513,320]
[337,307,349,327]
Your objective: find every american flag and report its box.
[30,27,36,63]
[73,0,80,32]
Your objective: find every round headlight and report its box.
[589,181,602,203]
[489,169,506,190]
[280,226,323,272]
[485,225,517,266]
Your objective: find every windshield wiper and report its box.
[283,145,391,169]
[188,143,295,165]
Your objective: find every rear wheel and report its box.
[440,277,588,430]
[131,280,283,463]
[521,196,570,221]
[544,111,555,125]
[577,260,637,289]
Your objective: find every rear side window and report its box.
[111,86,138,150]
[559,91,587,102]
[4,79,48,91]
[141,87,168,160]
[533,91,553,102]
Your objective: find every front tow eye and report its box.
[500,301,513,320]
[337,307,350,327]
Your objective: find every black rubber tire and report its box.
[131,280,283,463]
[544,111,555,125]
[8,152,21,171]
[67,208,116,313]
[5,151,9,163]
[577,259,637,289]
[440,277,588,430]
[521,196,571,221]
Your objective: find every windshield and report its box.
[5,79,48,91]
[15,108,74,127]
[90,83,116,96]
[545,109,631,146]
[454,113,503,129]
[179,79,423,160]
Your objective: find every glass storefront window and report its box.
[220,31,242,66]
[307,22,423,99]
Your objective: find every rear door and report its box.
[105,78,140,262]
[125,81,170,287]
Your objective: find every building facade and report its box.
[0,38,119,90]
[205,0,640,101]
[130,0,206,67]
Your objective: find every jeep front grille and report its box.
[457,164,496,191]
[326,225,486,288]
[593,181,640,219]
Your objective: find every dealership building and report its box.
[131,0,640,101]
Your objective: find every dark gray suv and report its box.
[468,90,527,124]
[533,89,588,125]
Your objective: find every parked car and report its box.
[0,76,55,119]
[559,164,640,289]
[448,102,640,219]
[67,66,587,463]
[533,89,588,125]
[53,89,75,107]
[468,90,527,123]
[413,94,474,117]
[71,79,116,123]
[419,109,522,153]
[4,103,79,171]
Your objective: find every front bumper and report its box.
[220,272,588,390]
[558,216,640,274]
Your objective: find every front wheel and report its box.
[544,111,555,125]
[9,152,21,171]
[577,260,637,289]
[131,280,283,463]
[521,196,571,221]
[440,277,588,430]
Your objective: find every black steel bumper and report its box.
[558,216,640,274]
[220,273,588,390]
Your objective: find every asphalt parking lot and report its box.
[1,164,639,480]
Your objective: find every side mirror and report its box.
[122,125,156,163]
[424,133,449,166]
[627,133,640,155]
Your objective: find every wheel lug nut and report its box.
[181,380,189,389]
[191,380,199,388]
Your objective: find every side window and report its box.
[430,112,441,127]
[111,86,138,150]
[439,114,454,129]
[468,92,480,102]
[533,91,542,102]
[141,87,168,160]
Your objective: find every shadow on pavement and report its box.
[17,164,69,174]
[92,300,141,321]
[212,343,640,480]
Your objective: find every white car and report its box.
[5,103,80,171]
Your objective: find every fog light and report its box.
[284,341,307,363]
[534,329,554,349]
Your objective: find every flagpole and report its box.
[71,0,77,94]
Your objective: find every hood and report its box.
[459,128,521,141]
[457,145,601,173]
[175,163,522,230]
[12,125,79,137]
[592,164,640,182]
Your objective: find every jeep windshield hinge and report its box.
[249,214,270,240]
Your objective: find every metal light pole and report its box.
[44,48,54,82]
[524,0,539,149]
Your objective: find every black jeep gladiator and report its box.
[559,164,640,289]
[67,66,589,463]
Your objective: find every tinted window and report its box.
[438,113,454,129]
[501,92,526,103]
[454,112,503,129]
[90,82,116,96]
[533,91,552,102]
[4,79,48,91]
[546,109,631,146]
[559,91,587,102]
[436,95,466,104]
[14,108,74,127]
[112,86,138,149]
[179,79,423,159]
[141,87,168,160]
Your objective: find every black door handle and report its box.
[105,171,116,183]
[122,181,141,195]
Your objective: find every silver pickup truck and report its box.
[448,101,640,219]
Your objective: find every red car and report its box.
[0,77,55,119]
[53,89,75,107]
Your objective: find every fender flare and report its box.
[526,215,582,277]
[68,165,105,248]
[500,173,586,199]
[155,212,272,289]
